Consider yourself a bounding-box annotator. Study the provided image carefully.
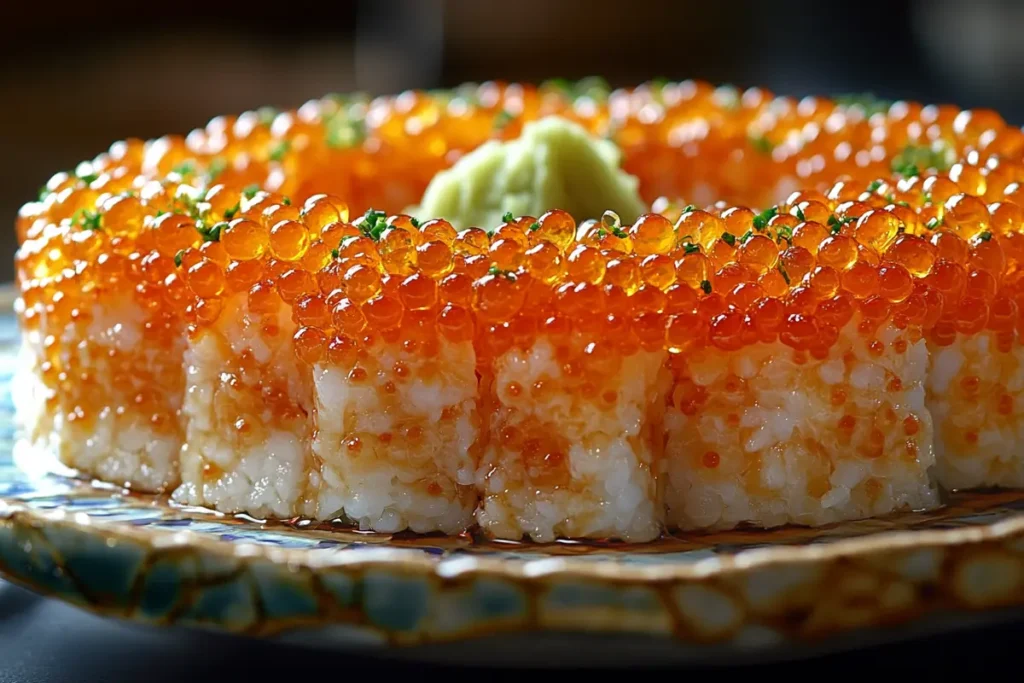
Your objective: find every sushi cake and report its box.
[12,79,1024,541]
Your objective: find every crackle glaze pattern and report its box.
[0,302,1023,659]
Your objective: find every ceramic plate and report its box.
[0,296,1023,667]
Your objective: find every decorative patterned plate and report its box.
[0,296,1023,666]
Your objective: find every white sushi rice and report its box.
[14,295,183,491]
[665,319,940,530]
[927,332,1024,489]
[475,338,670,543]
[173,294,318,519]
[313,337,479,534]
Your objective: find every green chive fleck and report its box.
[223,203,240,220]
[777,262,790,285]
[208,157,228,180]
[683,243,700,255]
[795,206,806,222]
[700,280,712,294]
[752,206,778,231]
[529,222,541,232]
[502,211,515,223]
[740,229,754,243]
[682,204,697,214]
[243,185,260,199]
[750,135,774,155]
[269,140,290,162]
[979,231,993,242]
[721,232,736,246]
[171,161,196,177]
[174,250,184,267]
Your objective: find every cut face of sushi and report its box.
[928,331,1024,489]
[665,319,939,531]
[173,292,317,519]
[312,316,480,534]
[15,282,184,492]
[475,335,671,543]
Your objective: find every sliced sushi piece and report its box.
[475,333,670,542]
[664,316,938,530]
[927,329,1024,489]
[14,223,184,492]
[174,289,318,518]
[312,302,480,535]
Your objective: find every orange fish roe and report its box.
[14,79,1024,536]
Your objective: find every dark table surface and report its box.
[0,577,1020,680]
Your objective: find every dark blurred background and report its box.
[1,0,1023,282]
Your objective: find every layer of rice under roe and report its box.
[475,337,670,543]
[665,318,939,531]
[312,332,479,534]
[14,293,184,492]
[173,293,318,519]
[928,331,1024,489]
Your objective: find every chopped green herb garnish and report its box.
[171,161,196,177]
[493,109,516,130]
[269,140,290,162]
[925,217,942,230]
[325,112,367,149]
[243,184,260,199]
[834,93,893,118]
[682,204,697,214]
[502,211,515,223]
[740,229,754,244]
[700,280,712,294]
[257,106,278,127]
[357,208,388,240]
[409,217,421,229]
[750,135,774,155]
[683,243,700,255]
[529,222,541,232]
[795,206,806,222]
[868,180,883,193]
[896,201,910,208]
[596,228,608,239]
[174,250,184,268]
[37,185,50,201]
[73,209,102,231]
[721,232,736,246]
[207,157,227,180]
[76,170,99,185]
[777,261,791,285]
[979,231,993,242]
[611,227,628,239]
[752,206,778,231]
[155,209,167,217]
[487,265,517,281]
[894,162,920,178]
[196,221,226,242]
[885,193,895,203]
[223,203,240,220]
[892,143,952,176]
[331,248,340,259]
[282,197,291,206]
[827,214,855,234]
[775,225,794,244]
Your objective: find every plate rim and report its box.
[3,494,1023,582]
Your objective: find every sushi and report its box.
[12,79,1024,542]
